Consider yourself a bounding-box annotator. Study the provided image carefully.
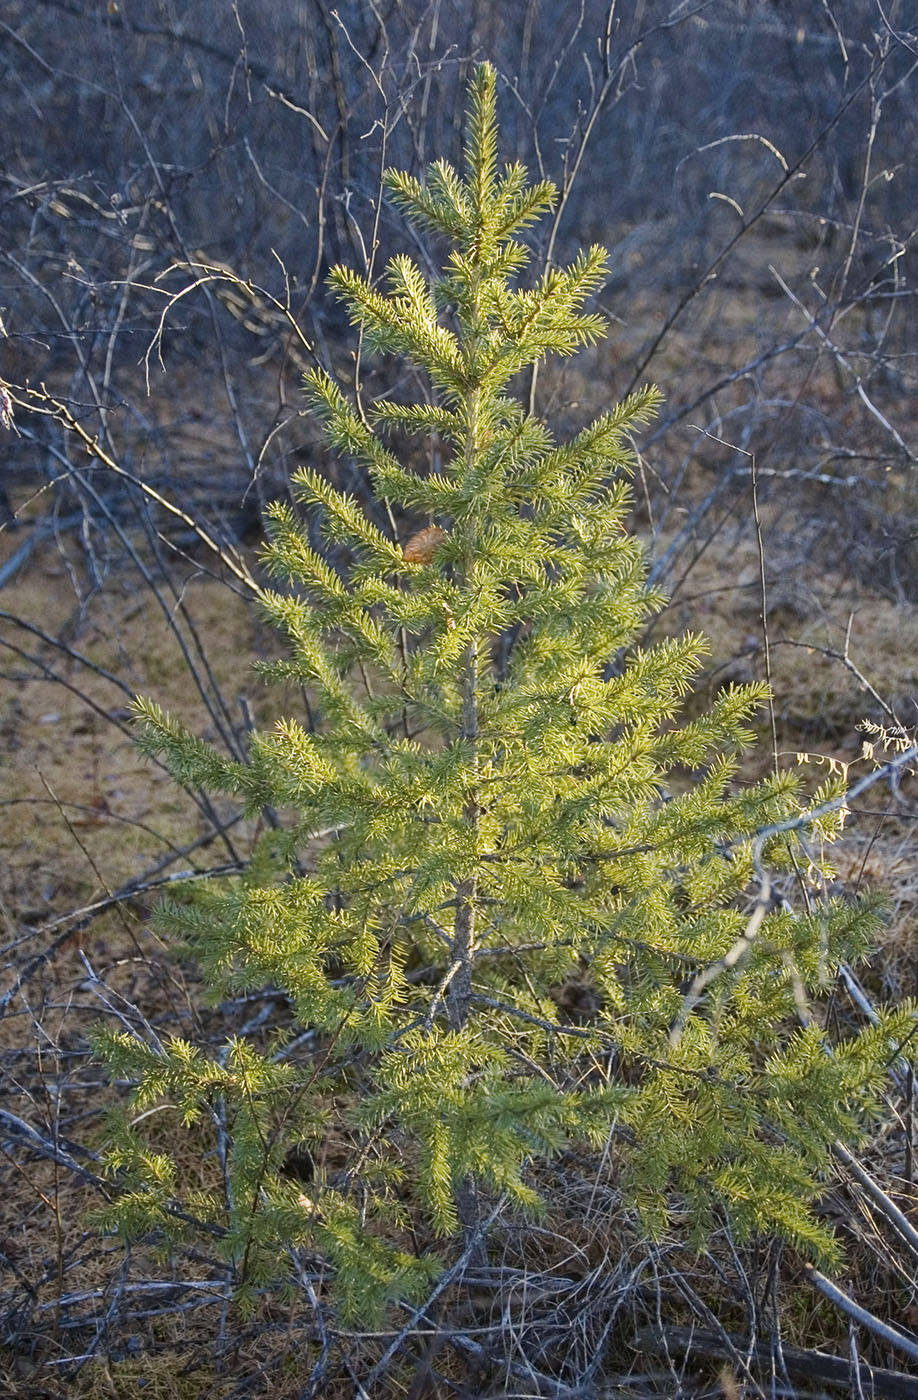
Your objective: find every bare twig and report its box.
[805,1266,918,1363]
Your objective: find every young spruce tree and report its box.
[96,65,912,1323]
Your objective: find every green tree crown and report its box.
[94,63,913,1325]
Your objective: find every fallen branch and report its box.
[832,1140,918,1262]
[634,1324,918,1400]
[0,1108,109,1191]
[805,1266,918,1365]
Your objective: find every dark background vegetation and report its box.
[1,2,917,1396]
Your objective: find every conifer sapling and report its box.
[94,63,914,1324]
